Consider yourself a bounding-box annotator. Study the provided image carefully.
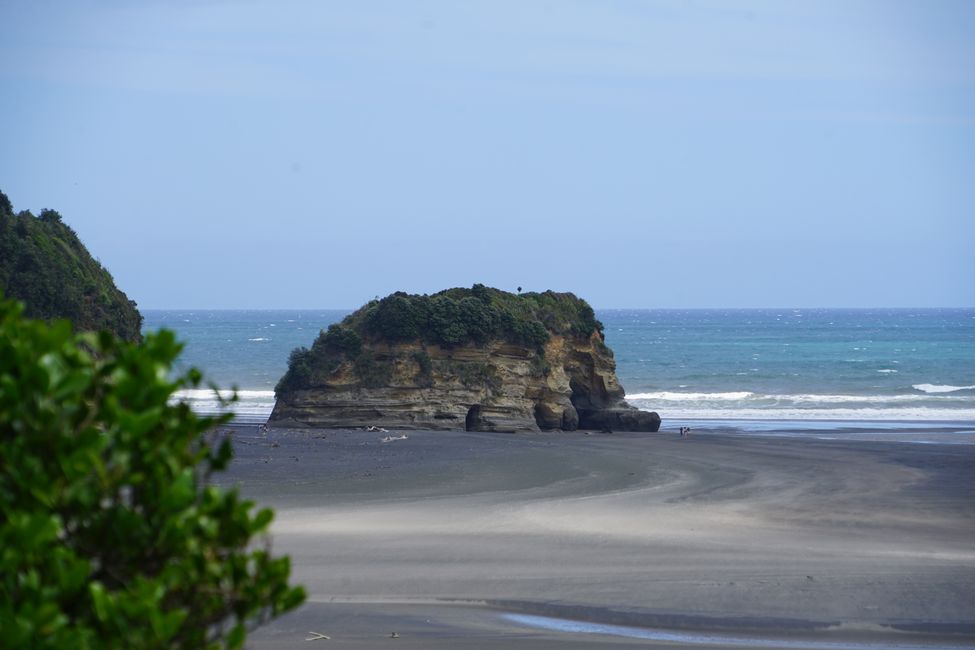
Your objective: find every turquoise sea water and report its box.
[144,308,975,429]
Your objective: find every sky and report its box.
[1,0,973,309]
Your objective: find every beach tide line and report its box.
[625,392,974,404]
[502,613,973,650]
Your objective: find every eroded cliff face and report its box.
[270,330,660,433]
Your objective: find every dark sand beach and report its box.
[221,426,975,649]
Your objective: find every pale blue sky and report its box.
[2,0,973,308]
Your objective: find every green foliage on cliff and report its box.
[0,190,143,341]
[353,351,394,389]
[276,285,604,395]
[349,284,601,347]
[0,298,304,649]
[273,323,363,395]
[451,360,502,392]
[412,350,433,387]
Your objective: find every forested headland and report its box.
[0,190,142,341]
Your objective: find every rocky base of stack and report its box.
[271,334,660,433]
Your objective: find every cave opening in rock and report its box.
[465,405,481,432]
[533,404,550,430]
[568,379,591,424]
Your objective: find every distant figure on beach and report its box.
[259,423,269,436]
[679,427,685,437]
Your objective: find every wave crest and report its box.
[625,391,753,401]
[174,389,275,399]
[913,384,975,394]
[624,389,975,421]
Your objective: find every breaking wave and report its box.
[171,388,275,422]
[913,384,975,394]
[174,389,275,400]
[625,390,975,421]
[626,391,754,401]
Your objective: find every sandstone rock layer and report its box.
[271,332,659,432]
[270,288,660,433]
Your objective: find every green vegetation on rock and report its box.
[451,360,502,392]
[350,284,600,346]
[0,190,142,341]
[276,285,603,395]
[0,297,305,649]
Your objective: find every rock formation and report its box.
[270,286,660,432]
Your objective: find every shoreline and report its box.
[219,425,975,648]
[220,414,975,445]
[184,394,975,431]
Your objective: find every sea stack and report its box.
[270,285,660,432]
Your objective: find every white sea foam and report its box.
[171,388,276,421]
[783,393,933,404]
[876,369,898,373]
[625,390,975,421]
[248,337,270,341]
[174,389,275,400]
[626,390,973,404]
[628,404,975,421]
[626,391,754,401]
[913,384,975,394]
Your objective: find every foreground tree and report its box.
[0,298,304,648]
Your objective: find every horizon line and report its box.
[139,305,975,312]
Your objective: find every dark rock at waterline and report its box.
[578,408,662,434]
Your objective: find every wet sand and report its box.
[220,426,975,649]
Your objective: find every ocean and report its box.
[144,308,975,437]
